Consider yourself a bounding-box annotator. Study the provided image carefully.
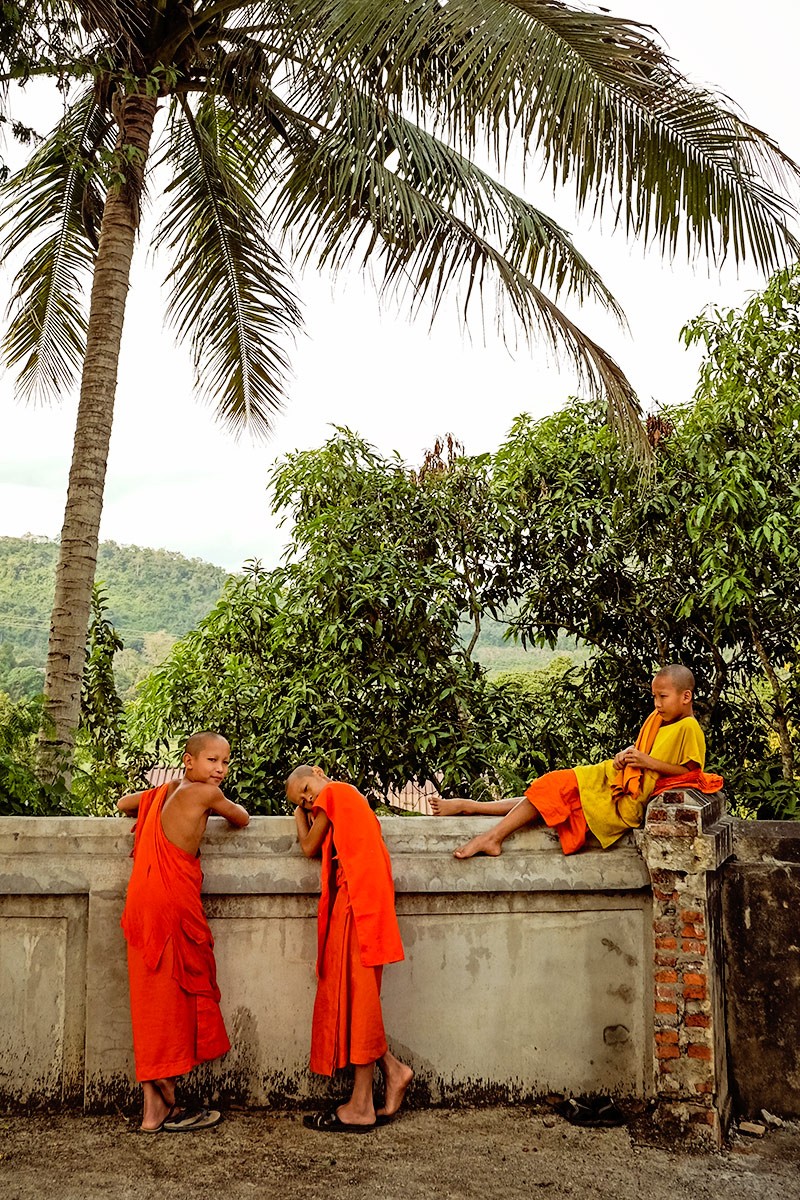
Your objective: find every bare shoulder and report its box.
[175,780,224,808]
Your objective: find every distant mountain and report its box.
[0,535,232,669]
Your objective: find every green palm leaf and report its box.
[255,0,800,272]
[272,87,640,440]
[0,89,111,401]
[152,94,301,438]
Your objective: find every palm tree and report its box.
[1,1,799,772]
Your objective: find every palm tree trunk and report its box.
[39,90,158,779]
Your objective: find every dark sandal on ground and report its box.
[163,1107,223,1132]
[557,1096,626,1128]
[375,1114,396,1126]
[303,1110,377,1134]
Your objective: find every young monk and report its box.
[434,665,718,859]
[118,731,249,1133]
[287,764,414,1133]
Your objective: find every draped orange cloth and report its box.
[611,709,662,807]
[651,769,724,797]
[120,785,230,1081]
[309,782,403,1076]
[524,769,588,856]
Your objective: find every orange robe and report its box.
[309,782,404,1076]
[526,711,703,856]
[120,785,230,1081]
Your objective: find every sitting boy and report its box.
[288,764,414,1132]
[432,664,712,858]
[118,732,249,1132]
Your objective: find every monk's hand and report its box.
[613,749,629,771]
[623,747,647,768]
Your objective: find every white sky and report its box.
[1,1,798,572]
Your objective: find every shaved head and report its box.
[654,664,695,693]
[285,764,318,792]
[185,731,229,757]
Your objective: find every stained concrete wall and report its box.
[722,822,800,1118]
[0,816,653,1111]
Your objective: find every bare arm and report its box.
[206,789,250,828]
[619,746,700,776]
[294,801,331,858]
[117,789,147,816]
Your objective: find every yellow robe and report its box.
[575,716,706,849]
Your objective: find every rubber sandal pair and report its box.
[163,1108,223,1133]
[557,1096,626,1128]
[303,1109,377,1134]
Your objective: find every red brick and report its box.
[655,936,677,950]
[655,969,678,983]
[654,888,678,902]
[687,1043,712,1060]
[681,910,704,924]
[655,1001,677,1015]
[656,984,677,1001]
[685,1013,711,1029]
[655,1029,679,1044]
[683,972,706,986]
[655,952,677,968]
[654,919,677,935]
[684,985,707,1001]
[681,940,707,956]
[694,1081,714,1095]
[656,1044,681,1060]
[690,1109,715,1124]
[681,924,702,938]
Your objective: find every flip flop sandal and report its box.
[302,1110,377,1134]
[557,1097,626,1128]
[163,1108,223,1133]
[591,1099,626,1127]
[557,1098,597,1126]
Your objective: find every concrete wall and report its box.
[722,822,800,1118]
[0,815,653,1112]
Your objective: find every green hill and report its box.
[0,535,232,697]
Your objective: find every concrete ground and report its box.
[2,1108,800,1200]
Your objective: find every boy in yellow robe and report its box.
[433,664,712,858]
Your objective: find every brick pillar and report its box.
[637,787,733,1147]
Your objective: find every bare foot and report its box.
[334,1101,376,1127]
[453,832,502,859]
[430,796,467,816]
[140,1078,175,1131]
[377,1056,414,1118]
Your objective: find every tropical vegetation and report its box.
[1,0,799,776]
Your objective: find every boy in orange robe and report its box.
[119,732,249,1132]
[287,765,414,1133]
[432,665,720,858]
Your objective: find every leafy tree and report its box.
[490,269,800,817]
[2,2,799,773]
[129,431,520,809]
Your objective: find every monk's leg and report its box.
[453,797,541,859]
[430,796,524,816]
[140,1077,176,1131]
[336,1063,376,1126]
[376,1050,414,1118]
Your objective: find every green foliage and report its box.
[486,271,800,817]
[0,534,229,668]
[128,431,524,811]
[0,693,68,814]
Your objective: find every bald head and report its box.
[654,664,695,693]
[285,764,317,791]
[185,731,229,757]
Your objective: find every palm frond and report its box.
[272,89,643,446]
[152,93,301,439]
[0,89,111,402]
[262,0,800,273]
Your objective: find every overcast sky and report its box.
[1,1,798,572]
